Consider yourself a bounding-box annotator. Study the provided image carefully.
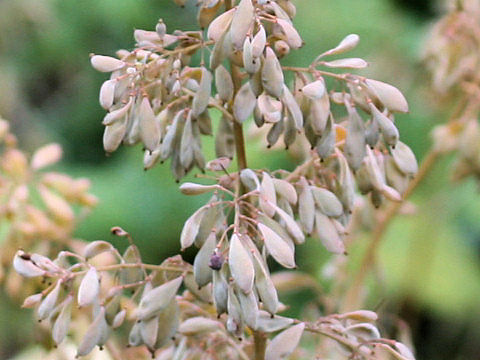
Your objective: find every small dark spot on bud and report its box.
[20,253,32,260]
[208,253,224,270]
[267,144,271,149]
[99,346,104,351]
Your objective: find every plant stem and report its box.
[253,331,267,360]
[342,149,440,311]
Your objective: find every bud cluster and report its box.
[425,0,480,184]
[13,0,420,359]
[0,117,97,298]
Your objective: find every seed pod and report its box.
[237,287,259,329]
[197,0,222,29]
[102,97,133,126]
[194,232,216,288]
[272,178,297,205]
[99,79,116,110]
[208,5,234,39]
[265,322,305,360]
[365,118,380,148]
[240,168,260,191]
[210,28,229,70]
[229,234,254,293]
[77,307,110,357]
[365,79,409,113]
[206,157,231,172]
[22,293,43,308]
[13,252,46,278]
[181,206,207,250]
[230,0,254,49]
[335,151,355,212]
[315,114,335,159]
[140,316,159,350]
[344,103,366,171]
[274,39,290,58]
[338,310,378,323]
[251,25,266,57]
[128,321,143,347]
[252,252,278,314]
[136,276,183,320]
[311,187,343,217]
[267,118,284,147]
[227,285,243,335]
[281,85,303,130]
[90,55,125,72]
[213,269,229,315]
[345,323,381,341]
[179,182,219,196]
[309,92,330,134]
[322,58,368,69]
[78,267,100,307]
[276,18,303,49]
[295,177,314,234]
[179,316,221,335]
[234,82,257,123]
[180,115,194,168]
[215,115,235,158]
[257,93,282,123]
[257,311,293,332]
[272,203,305,244]
[38,185,74,223]
[52,295,73,345]
[258,223,296,268]
[192,67,212,118]
[262,47,285,98]
[315,212,345,254]
[103,117,128,153]
[243,37,260,74]
[215,65,234,102]
[284,112,297,148]
[249,68,264,97]
[38,280,62,320]
[119,245,143,285]
[154,299,180,348]
[390,141,418,176]
[322,34,360,57]
[260,171,277,217]
[137,97,159,152]
[394,342,415,360]
[368,102,399,147]
[31,143,62,170]
[112,309,126,329]
[301,80,326,100]
[83,241,113,260]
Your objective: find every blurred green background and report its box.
[0,0,479,359]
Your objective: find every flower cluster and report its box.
[0,117,96,299]
[13,0,419,359]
